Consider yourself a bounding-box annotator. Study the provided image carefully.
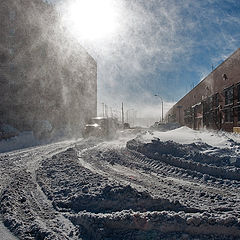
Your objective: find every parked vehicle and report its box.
[83,117,118,138]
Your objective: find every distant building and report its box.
[167,48,240,132]
[0,0,97,138]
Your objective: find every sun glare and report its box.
[64,0,119,41]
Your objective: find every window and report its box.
[237,84,240,102]
[237,107,240,122]
[225,87,233,105]
[203,98,211,113]
[0,53,7,63]
[222,73,228,81]
[225,108,233,122]
[209,96,213,110]
[214,93,219,107]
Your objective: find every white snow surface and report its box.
[1,128,240,239]
[140,126,240,149]
[0,130,75,153]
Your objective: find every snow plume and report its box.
[1,0,97,139]
[55,0,240,119]
[55,0,183,121]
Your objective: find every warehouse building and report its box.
[0,0,97,138]
[167,48,240,132]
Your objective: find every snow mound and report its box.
[0,131,39,153]
[127,132,240,181]
[140,126,240,150]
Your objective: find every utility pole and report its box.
[105,104,108,118]
[122,102,124,126]
[102,103,105,117]
[154,94,163,122]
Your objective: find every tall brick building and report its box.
[167,48,240,132]
[0,0,97,138]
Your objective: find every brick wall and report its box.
[167,48,240,132]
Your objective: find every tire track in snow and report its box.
[0,139,83,240]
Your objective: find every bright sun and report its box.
[64,0,119,41]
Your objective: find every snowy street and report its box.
[1,127,240,239]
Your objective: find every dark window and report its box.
[213,109,219,126]
[237,84,240,102]
[203,98,211,112]
[225,109,233,122]
[225,87,233,105]
[0,53,7,63]
[222,73,228,81]
[209,96,213,110]
[214,93,219,107]
[238,107,240,122]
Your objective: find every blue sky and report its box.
[55,0,240,118]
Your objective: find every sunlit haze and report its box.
[63,0,119,41]
[56,0,240,122]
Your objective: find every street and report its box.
[0,128,240,239]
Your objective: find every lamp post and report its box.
[122,102,124,126]
[154,94,164,122]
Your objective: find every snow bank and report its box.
[0,129,76,153]
[140,126,240,149]
[127,127,240,181]
[0,131,39,153]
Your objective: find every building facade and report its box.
[167,48,240,132]
[0,0,97,138]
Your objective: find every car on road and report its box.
[83,117,118,139]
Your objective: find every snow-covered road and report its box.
[1,128,240,239]
[0,139,81,240]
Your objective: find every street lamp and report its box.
[154,94,163,122]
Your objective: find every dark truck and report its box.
[83,117,118,139]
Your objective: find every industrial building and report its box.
[0,0,97,138]
[167,48,240,132]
